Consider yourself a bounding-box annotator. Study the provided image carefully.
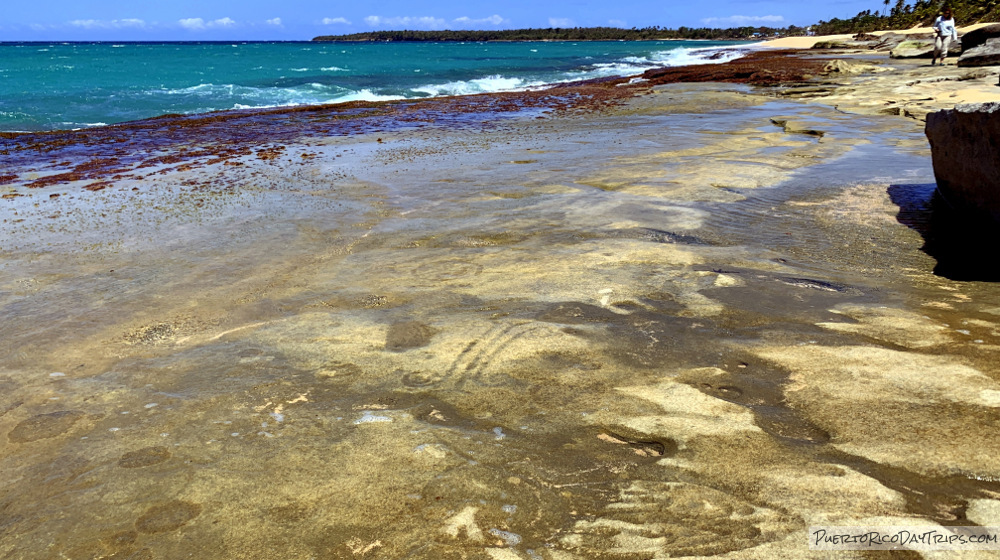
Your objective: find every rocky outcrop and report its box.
[808,32,954,55]
[960,24,1000,53]
[890,39,935,58]
[770,117,825,137]
[925,103,1000,222]
[811,40,849,49]
[872,32,909,51]
[821,59,888,75]
[958,38,1000,67]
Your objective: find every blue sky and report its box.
[2,1,887,41]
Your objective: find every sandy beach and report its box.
[2,41,1000,559]
[762,23,998,49]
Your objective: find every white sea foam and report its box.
[407,46,747,101]
[583,47,746,78]
[413,75,540,97]
[226,87,405,112]
[68,122,109,130]
[652,46,747,66]
[621,55,652,64]
[375,45,747,103]
[335,89,407,102]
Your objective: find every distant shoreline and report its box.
[311,38,755,43]
[311,27,794,43]
[311,38,750,43]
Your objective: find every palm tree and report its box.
[883,0,891,16]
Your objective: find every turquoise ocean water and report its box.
[0,40,746,132]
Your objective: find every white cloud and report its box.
[548,18,575,27]
[266,17,282,26]
[453,15,506,27]
[322,17,351,25]
[361,14,508,30]
[69,18,146,29]
[364,16,449,29]
[117,18,146,28]
[69,19,105,29]
[608,19,627,28]
[179,18,206,30]
[178,17,237,31]
[700,15,785,26]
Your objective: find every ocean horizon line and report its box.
[0,39,754,45]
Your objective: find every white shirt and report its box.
[933,16,958,41]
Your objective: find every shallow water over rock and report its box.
[1,84,999,558]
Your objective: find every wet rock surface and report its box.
[0,67,997,559]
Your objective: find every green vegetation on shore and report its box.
[312,1,1000,43]
[814,0,1000,34]
[312,26,808,42]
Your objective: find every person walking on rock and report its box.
[932,7,958,65]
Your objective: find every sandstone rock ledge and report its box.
[959,37,1000,67]
[925,102,1000,222]
[958,23,1000,67]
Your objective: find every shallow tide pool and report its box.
[1,84,999,559]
